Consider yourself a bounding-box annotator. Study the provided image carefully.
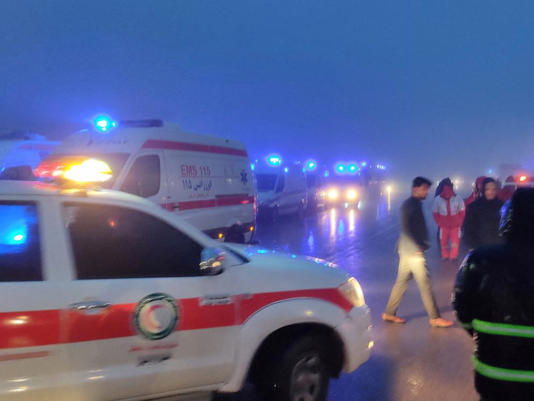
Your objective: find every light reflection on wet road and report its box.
[254,196,478,401]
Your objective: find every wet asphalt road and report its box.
[252,195,479,401]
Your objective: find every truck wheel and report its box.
[260,336,330,401]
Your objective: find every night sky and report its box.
[2,0,534,180]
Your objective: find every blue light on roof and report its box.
[335,163,346,174]
[305,159,317,171]
[284,167,289,173]
[250,163,255,171]
[93,115,117,133]
[324,170,330,177]
[267,154,282,166]
[348,163,359,173]
[361,161,368,167]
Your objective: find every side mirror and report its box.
[200,248,226,275]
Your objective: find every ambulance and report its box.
[254,155,308,220]
[36,117,255,243]
[0,132,58,180]
[0,159,372,401]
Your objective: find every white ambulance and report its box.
[37,118,255,243]
[255,156,308,220]
[0,163,371,401]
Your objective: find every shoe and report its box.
[382,313,406,324]
[429,317,454,328]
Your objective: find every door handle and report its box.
[70,301,111,311]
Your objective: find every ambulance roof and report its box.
[54,122,248,157]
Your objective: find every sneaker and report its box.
[382,313,406,324]
[429,317,454,328]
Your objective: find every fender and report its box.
[219,298,347,393]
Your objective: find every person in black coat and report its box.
[453,188,534,401]
[463,177,503,250]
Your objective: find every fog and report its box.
[2,0,534,181]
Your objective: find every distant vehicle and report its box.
[36,117,255,243]
[255,155,307,219]
[322,174,364,208]
[0,168,371,401]
[0,131,58,181]
[305,170,327,211]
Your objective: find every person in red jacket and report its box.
[433,178,466,261]
[464,176,486,207]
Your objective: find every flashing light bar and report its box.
[267,154,282,166]
[305,159,318,171]
[93,115,117,133]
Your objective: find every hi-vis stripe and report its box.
[474,357,534,383]
[473,319,534,339]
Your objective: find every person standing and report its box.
[463,178,503,250]
[432,178,465,261]
[464,176,486,207]
[382,177,453,328]
[453,188,534,401]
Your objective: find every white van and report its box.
[0,132,58,180]
[255,163,307,219]
[37,119,256,243]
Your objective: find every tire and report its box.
[259,336,330,401]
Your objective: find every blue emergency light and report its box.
[305,159,317,171]
[335,163,346,174]
[93,115,117,133]
[267,154,282,166]
[348,163,359,173]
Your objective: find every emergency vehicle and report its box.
[254,155,308,219]
[0,159,371,401]
[0,132,58,180]
[36,117,255,243]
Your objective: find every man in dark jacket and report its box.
[382,177,453,327]
[463,177,504,250]
[453,188,534,401]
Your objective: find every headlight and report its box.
[338,277,365,307]
[346,189,358,201]
[328,188,339,200]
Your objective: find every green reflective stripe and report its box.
[473,357,534,383]
[473,319,534,339]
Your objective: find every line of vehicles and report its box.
[0,117,372,401]
[0,117,389,243]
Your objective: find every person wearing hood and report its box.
[453,188,534,401]
[463,178,504,250]
[464,176,486,207]
[432,178,465,261]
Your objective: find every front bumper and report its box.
[336,305,372,373]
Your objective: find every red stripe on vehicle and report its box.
[0,310,61,349]
[0,288,349,350]
[0,351,50,362]
[162,195,255,211]
[142,139,248,157]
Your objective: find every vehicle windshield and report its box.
[256,173,278,192]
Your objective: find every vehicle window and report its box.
[63,203,203,279]
[0,202,42,282]
[256,173,278,192]
[120,155,160,197]
[276,174,285,193]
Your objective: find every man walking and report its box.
[382,177,453,327]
